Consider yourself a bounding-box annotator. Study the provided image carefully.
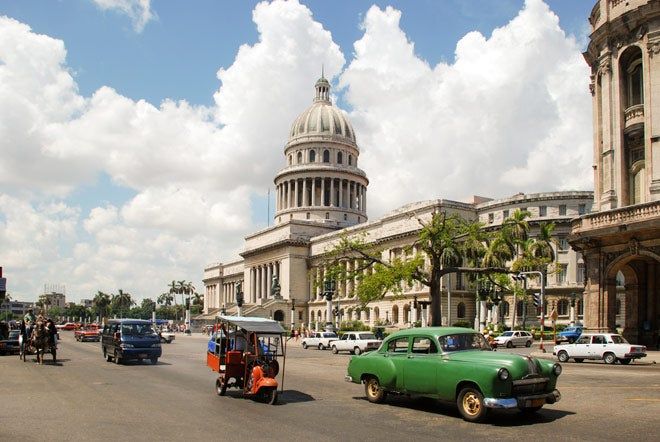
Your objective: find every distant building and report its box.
[80,299,93,309]
[0,299,36,317]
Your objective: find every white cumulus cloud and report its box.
[91,0,155,32]
[340,0,592,217]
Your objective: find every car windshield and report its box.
[439,333,491,352]
[121,323,156,336]
[610,335,628,344]
[500,331,514,337]
[358,333,376,340]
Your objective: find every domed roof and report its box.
[289,77,356,144]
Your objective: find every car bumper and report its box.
[624,353,646,359]
[118,348,162,359]
[484,389,561,409]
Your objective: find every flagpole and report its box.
[267,188,270,226]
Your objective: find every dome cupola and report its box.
[274,75,368,228]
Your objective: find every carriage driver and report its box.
[24,308,36,324]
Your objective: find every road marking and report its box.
[627,398,660,402]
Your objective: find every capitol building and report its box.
[201,75,594,332]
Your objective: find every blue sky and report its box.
[0,0,595,302]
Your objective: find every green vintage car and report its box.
[345,327,561,422]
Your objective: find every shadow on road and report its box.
[352,395,575,425]
[277,389,315,404]
[25,358,71,366]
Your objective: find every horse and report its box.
[29,322,56,364]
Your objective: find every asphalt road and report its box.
[1,332,658,441]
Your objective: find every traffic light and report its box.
[533,293,542,307]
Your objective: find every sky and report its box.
[0,0,595,303]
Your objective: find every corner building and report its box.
[202,76,593,331]
[570,0,660,347]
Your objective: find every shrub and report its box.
[452,320,472,328]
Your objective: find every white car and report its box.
[329,331,382,355]
[553,333,646,364]
[301,331,338,350]
[493,330,534,348]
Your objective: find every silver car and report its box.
[493,330,534,348]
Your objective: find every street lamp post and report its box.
[220,303,226,316]
[513,271,546,352]
[323,279,336,332]
[290,298,296,333]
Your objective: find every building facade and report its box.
[202,76,593,332]
[570,0,660,347]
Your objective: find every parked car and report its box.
[57,323,77,331]
[556,326,583,344]
[345,327,562,422]
[0,330,21,355]
[101,319,162,364]
[301,331,338,350]
[329,332,382,355]
[553,333,646,364]
[493,330,534,348]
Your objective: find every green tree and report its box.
[141,298,156,312]
[110,289,135,317]
[93,291,111,319]
[321,212,508,326]
[157,292,174,306]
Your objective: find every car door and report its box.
[571,335,592,358]
[588,335,608,358]
[384,336,410,390]
[403,336,438,394]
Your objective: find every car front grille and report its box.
[512,377,549,395]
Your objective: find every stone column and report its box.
[302,178,308,207]
[294,179,299,208]
[330,178,335,206]
[338,179,343,208]
[363,186,367,213]
[312,178,316,206]
[262,265,268,299]
[321,178,326,206]
[267,263,273,298]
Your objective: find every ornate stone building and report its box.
[202,76,593,331]
[570,0,660,347]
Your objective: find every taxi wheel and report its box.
[216,378,227,396]
[525,340,532,348]
[458,387,488,422]
[506,341,513,348]
[364,376,386,404]
[354,347,362,355]
[557,351,569,363]
[302,342,308,349]
[318,343,325,350]
[331,346,338,354]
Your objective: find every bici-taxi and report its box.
[206,316,286,405]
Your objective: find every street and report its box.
[1,331,658,441]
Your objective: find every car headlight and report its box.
[553,363,562,376]
[497,368,510,381]
[120,343,134,348]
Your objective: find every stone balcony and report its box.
[624,104,644,130]
[571,200,660,235]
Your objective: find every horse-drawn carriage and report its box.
[206,316,286,405]
[19,321,57,364]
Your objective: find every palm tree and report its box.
[168,280,180,305]
[157,292,174,306]
[111,289,135,317]
[531,222,556,263]
[93,291,111,319]
[502,209,531,256]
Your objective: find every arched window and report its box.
[309,150,316,162]
[337,151,343,164]
[288,155,292,165]
[615,298,622,316]
[374,307,380,320]
[403,304,410,323]
[297,151,302,164]
[392,305,399,324]
[348,155,353,166]
[365,308,370,321]
[323,149,330,163]
[577,300,584,316]
[516,300,524,317]
[456,302,466,319]
[557,299,569,316]
[273,310,285,321]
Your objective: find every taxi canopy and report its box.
[217,316,285,334]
